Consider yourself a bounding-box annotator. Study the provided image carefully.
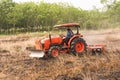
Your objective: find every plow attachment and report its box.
[29,50,45,58]
[87,44,106,53]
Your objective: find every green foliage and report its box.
[0,0,15,28]
[100,0,120,26]
[0,0,120,34]
[107,0,120,22]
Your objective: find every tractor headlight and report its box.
[41,39,45,44]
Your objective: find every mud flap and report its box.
[29,50,45,58]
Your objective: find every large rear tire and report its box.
[70,38,87,55]
[49,46,60,58]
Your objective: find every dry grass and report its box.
[0,29,120,80]
[105,35,120,42]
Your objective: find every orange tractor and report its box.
[30,23,106,58]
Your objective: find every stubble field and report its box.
[0,29,120,80]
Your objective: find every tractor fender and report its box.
[68,35,82,48]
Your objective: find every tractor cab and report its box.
[54,23,84,47]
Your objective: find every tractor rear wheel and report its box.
[49,46,60,58]
[70,38,87,55]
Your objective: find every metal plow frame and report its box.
[87,44,106,53]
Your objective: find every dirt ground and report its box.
[0,29,120,80]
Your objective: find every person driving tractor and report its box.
[63,28,73,45]
[66,28,73,39]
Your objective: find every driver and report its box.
[66,28,73,39]
[62,28,73,45]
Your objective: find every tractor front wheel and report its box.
[49,46,60,58]
[71,38,87,55]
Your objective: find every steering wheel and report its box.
[59,34,65,38]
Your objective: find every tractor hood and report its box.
[43,36,62,50]
[35,36,62,50]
